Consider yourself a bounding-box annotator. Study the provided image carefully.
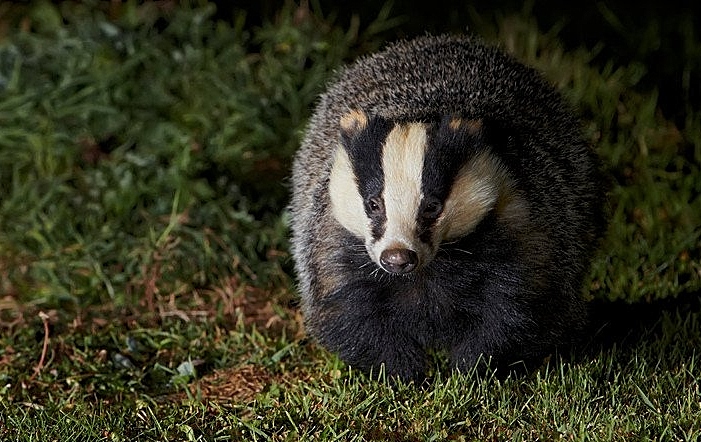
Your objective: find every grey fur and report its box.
[289,34,605,381]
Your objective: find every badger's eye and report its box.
[421,199,443,219]
[365,197,384,216]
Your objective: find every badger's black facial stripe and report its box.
[420,116,484,229]
[341,115,394,241]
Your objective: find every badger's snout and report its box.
[380,248,418,274]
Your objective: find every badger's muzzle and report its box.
[379,248,418,274]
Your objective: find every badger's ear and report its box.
[339,109,369,140]
[446,117,483,137]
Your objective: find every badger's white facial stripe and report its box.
[373,123,427,256]
[329,147,368,239]
[439,150,507,240]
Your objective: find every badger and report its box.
[289,34,605,382]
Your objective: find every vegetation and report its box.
[0,1,698,440]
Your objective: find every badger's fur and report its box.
[289,35,605,381]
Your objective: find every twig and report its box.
[29,311,50,381]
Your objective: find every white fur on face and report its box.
[329,147,369,239]
[437,151,508,242]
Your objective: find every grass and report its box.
[0,1,699,441]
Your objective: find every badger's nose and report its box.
[379,248,418,274]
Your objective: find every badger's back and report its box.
[289,35,605,381]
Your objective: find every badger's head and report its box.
[329,109,516,275]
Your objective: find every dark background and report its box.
[224,0,700,126]
[2,1,698,123]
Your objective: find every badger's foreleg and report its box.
[448,280,577,376]
[307,283,427,382]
